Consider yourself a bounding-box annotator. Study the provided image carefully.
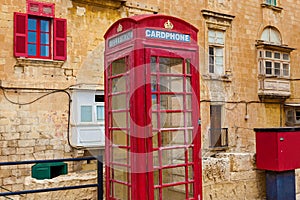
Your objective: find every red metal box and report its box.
[255,127,300,171]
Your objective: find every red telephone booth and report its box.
[104,14,201,200]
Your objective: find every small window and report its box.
[296,111,300,122]
[258,50,290,77]
[285,108,300,125]
[208,30,224,75]
[73,91,105,124]
[96,106,105,122]
[209,47,215,73]
[71,90,105,147]
[285,106,300,126]
[95,95,104,102]
[283,54,289,60]
[283,64,289,76]
[27,0,55,17]
[265,61,272,75]
[27,17,51,58]
[208,30,224,45]
[265,51,272,58]
[14,0,67,60]
[274,52,280,59]
[210,105,228,148]
[81,106,93,122]
[265,0,277,6]
[286,110,295,124]
[261,27,281,45]
[95,94,105,122]
[274,62,280,75]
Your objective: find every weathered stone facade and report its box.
[1,0,300,199]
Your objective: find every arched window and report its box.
[261,26,282,45]
[257,27,290,77]
[257,25,295,99]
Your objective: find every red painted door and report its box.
[105,49,201,200]
[145,48,201,200]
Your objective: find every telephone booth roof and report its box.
[104,14,199,47]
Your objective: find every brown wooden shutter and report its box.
[210,105,222,147]
[14,12,28,57]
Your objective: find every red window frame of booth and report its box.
[106,55,132,199]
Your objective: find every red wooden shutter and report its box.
[14,12,28,57]
[53,18,67,61]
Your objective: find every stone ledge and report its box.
[202,74,233,82]
[261,3,283,12]
[16,58,65,68]
[124,2,159,13]
[0,80,73,90]
[71,0,125,9]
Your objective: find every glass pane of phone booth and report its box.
[150,56,194,200]
[107,57,131,199]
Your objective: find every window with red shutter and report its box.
[14,0,66,61]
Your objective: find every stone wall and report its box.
[8,171,98,200]
[0,0,119,197]
[203,153,266,200]
[1,0,300,199]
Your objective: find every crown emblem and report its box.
[117,24,123,33]
[164,20,174,29]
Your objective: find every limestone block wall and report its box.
[0,90,73,193]
[21,171,97,200]
[1,0,300,199]
[203,153,266,200]
[0,0,120,196]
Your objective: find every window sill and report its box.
[71,123,105,126]
[16,58,64,68]
[285,123,300,127]
[261,3,283,12]
[209,146,229,151]
[202,74,232,82]
[258,74,290,80]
